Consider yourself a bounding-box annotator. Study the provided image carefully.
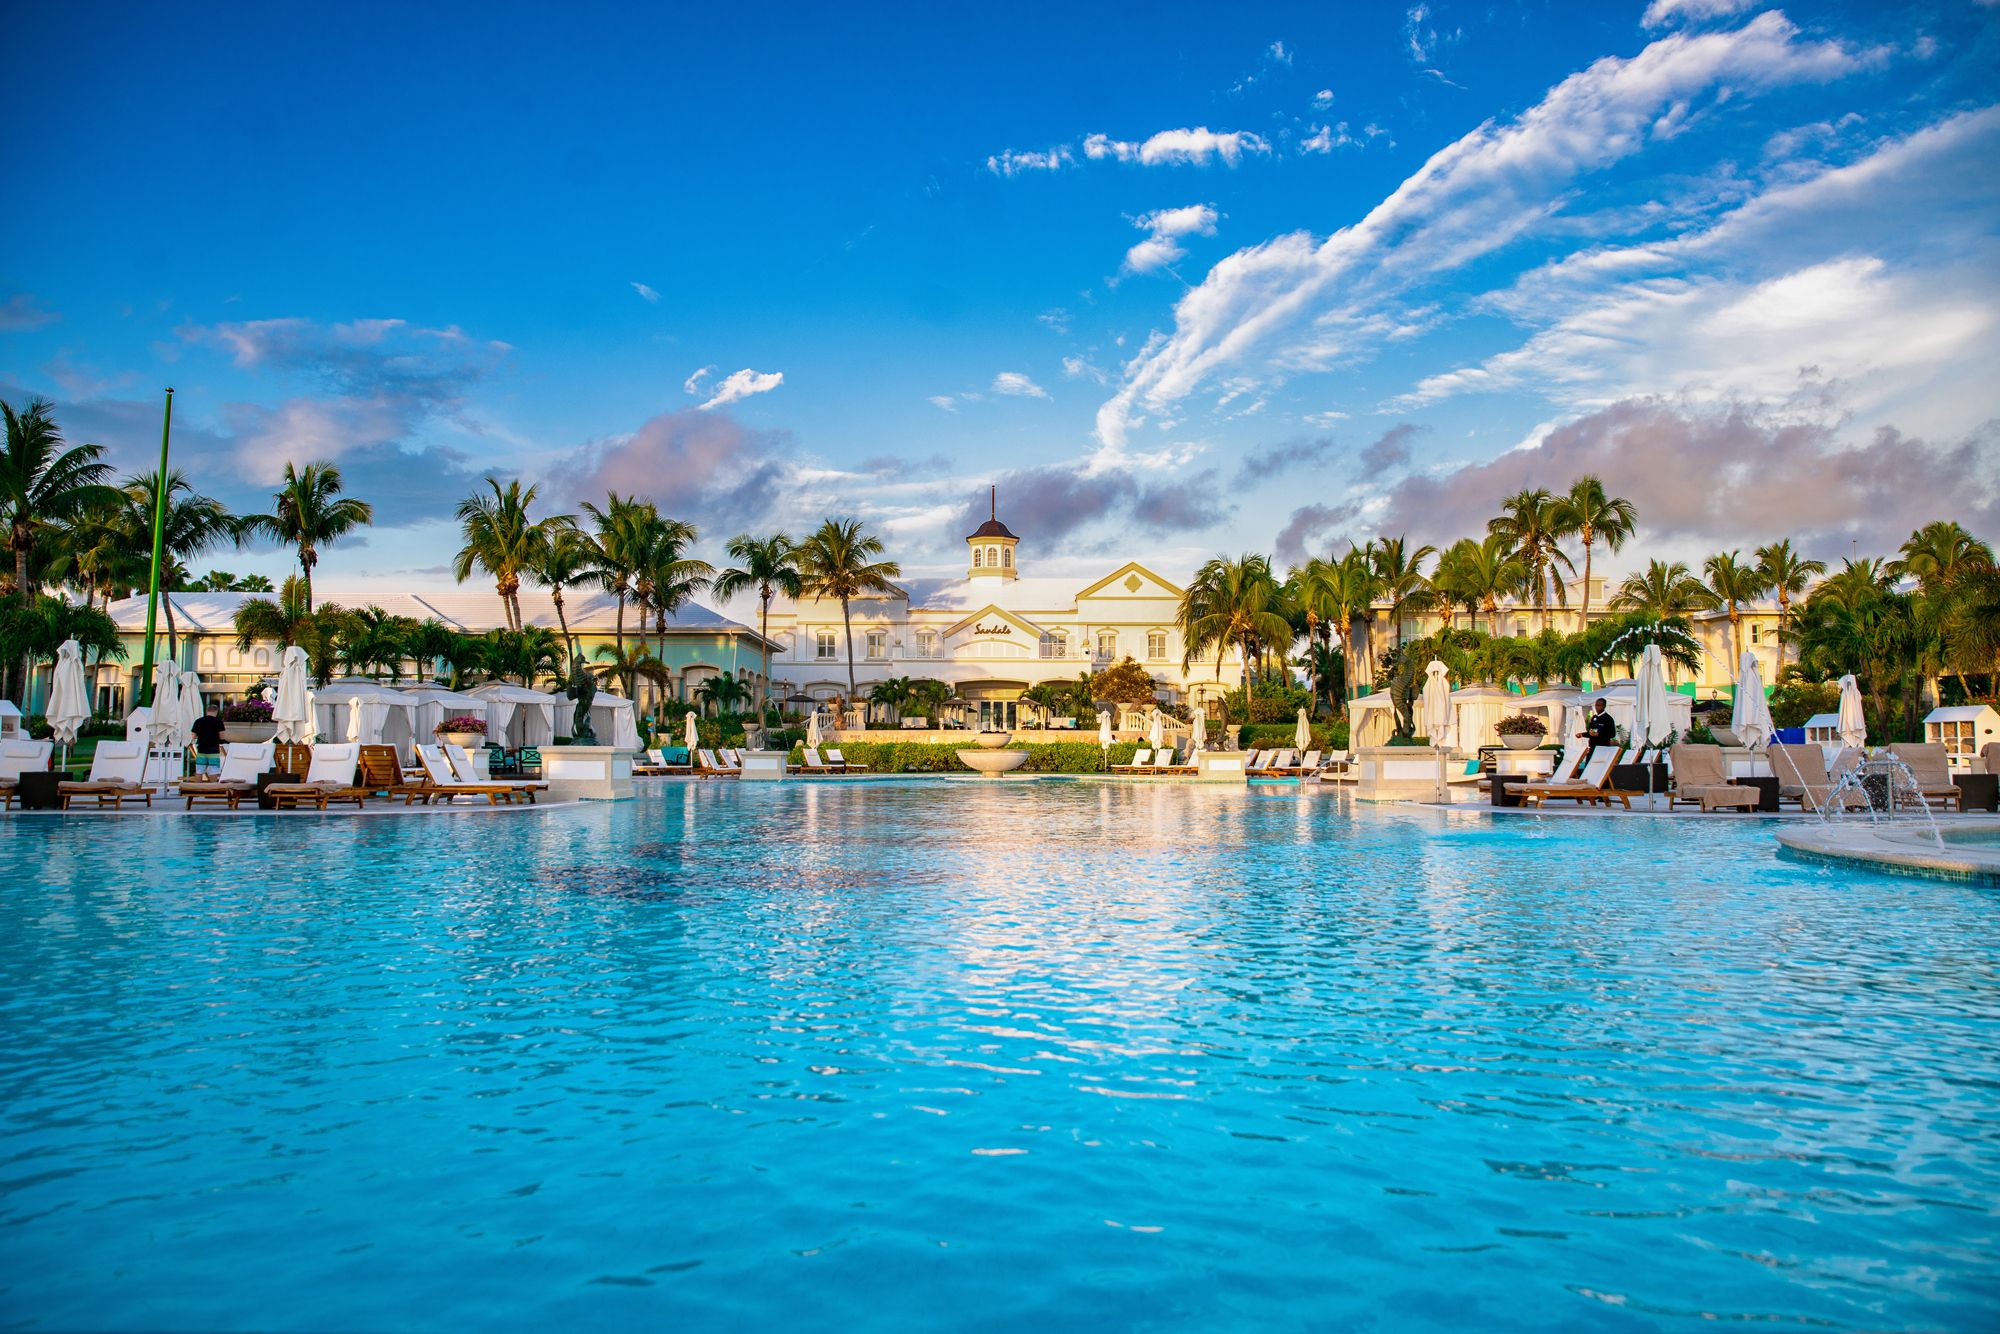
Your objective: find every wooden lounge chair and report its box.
[265,743,369,810]
[1156,747,1199,775]
[1888,743,1965,812]
[1110,748,1154,774]
[357,744,434,803]
[1982,743,2000,776]
[177,740,277,809]
[823,748,868,773]
[57,740,156,809]
[406,745,530,804]
[441,744,546,801]
[1518,746,1628,809]
[1250,749,1297,777]
[799,746,836,774]
[274,741,312,776]
[697,748,741,777]
[1769,743,1867,812]
[1667,744,1758,812]
[0,739,54,810]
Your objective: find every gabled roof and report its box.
[1074,562,1185,600]
[940,604,1047,638]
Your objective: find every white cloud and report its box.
[1093,12,1869,457]
[631,281,660,303]
[991,371,1049,399]
[1038,308,1072,334]
[1084,127,1271,166]
[683,365,714,395]
[0,292,59,331]
[1062,356,1109,384]
[987,146,1074,177]
[697,368,784,411]
[1123,204,1221,273]
[928,395,958,412]
[1313,89,1334,109]
[1268,41,1293,66]
[1641,0,1754,29]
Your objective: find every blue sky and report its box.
[4,0,1997,601]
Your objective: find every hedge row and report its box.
[1237,721,1351,750]
[784,740,1145,774]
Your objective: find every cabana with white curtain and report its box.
[1347,691,1398,749]
[1448,683,1516,753]
[1512,684,1581,737]
[554,689,641,751]
[311,681,421,762]
[401,686,491,748]
[1582,679,1692,740]
[466,681,560,748]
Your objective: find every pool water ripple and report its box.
[2,782,1998,1330]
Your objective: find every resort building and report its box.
[84,590,776,717]
[761,502,1243,726]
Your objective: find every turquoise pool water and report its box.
[3,782,1997,1330]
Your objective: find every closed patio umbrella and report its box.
[1191,710,1206,751]
[1294,706,1310,752]
[1097,709,1113,750]
[47,639,89,769]
[1633,644,1674,804]
[805,709,822,749]
[1730,650,1774,750]
[140,659,183,788]
[1419,660,1452,748]
[684,710,699,753]
[274,647,314,743]
[1836,674,1867,749]
[1148,709,1164,750]
[175,668,204,744]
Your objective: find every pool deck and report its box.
[1772,819,2000,884]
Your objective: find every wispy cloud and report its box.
[927,394,958,412]
[697,368,784,411]
[683,365,714,396]
[986,146,1074,177]
[991,371,1049,399]
[1123,204,1220,274]
[1084,127,1272,167]
[0,293,59,332]
[1642,0,1754,29]
[631,281,660,303]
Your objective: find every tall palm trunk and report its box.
[299,545,316,612]
[551,586,573,658]
[841,596,856,699]
[757,586,774,715]
[1579,529,1595,624]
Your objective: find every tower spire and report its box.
[990,484,996,521]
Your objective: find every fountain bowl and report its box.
[957,748,1030,777]
[971,730,1014,749]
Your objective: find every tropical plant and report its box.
[906,677,955,724]
[454,478,571,631]
[1553,475,1636,621]
[1753,539,1825,676]
[0,595,126,678]
[433,714,488,737]
[1610,560,1716,617]
[1591,613,1702,683]
[591,641,672,700]
[635,520,712,682]
[529,526,594,656]
[479,627,565,687]
[1433,534,1526,635]
[338,606,420,680]
[0,398,117,607]
[1892,520,1994,591]
[1367,535,1436,650]
[1496,712,1547,737]
[795,518,902,699]
[1488,487,1576,632]
[1702,549,1770,666]
[1177,553,1294,701]
[118,468,242,656]
[239,461,373,611]
[579,493,654,657]
[1089,656,1162,706]
[693,673,750,716]
[712,532,802,714]
[232,576,352,683]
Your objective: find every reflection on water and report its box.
[2,782,1997,1331]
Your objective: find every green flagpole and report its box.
[136,388,174,707]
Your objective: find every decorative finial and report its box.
[990,484,996,521]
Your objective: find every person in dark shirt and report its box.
[190,704,226,772]
[1579,699,1616,756]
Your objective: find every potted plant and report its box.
[435,715,488,750]
[1495,712,1548,750]
[220,698,278,744]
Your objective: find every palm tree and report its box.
[580,493,657,659]
[1,397,116,606]
[591,641,672,701]
[711,533,802,715]
[636,522,712,684]
[119,468,240,657]
[1753,539,1825,676]
[454,478,571,631]
[1702,549,1770,666]
[1892,520,1994,591]
[405,618,461,684]
[1177,553,1294,703]
[1435,534,1525,635]
[1553,475,1636,623]
[866,675,914,725]
[529,526,594,658]
[795,518,902,700]
[1368,536,1436,649]
[1816,557,1893,610]
[339,607,419,680]
[1610,560,1716,617]
[1488,488,1576,633]
[233,576,350,683]
[240,461,373,612]
[694,673,750,717]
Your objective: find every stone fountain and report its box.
[957,731,1030,777]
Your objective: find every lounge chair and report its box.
[442,744,546,801]
[1519,746,1629,809]
[823,748,868,773]
[357,744,433,803]
[798,746,834,774]
[406,745,532,804]
[177,740,277,809]
[634,747,670,776]
[696,748,741,777]
[1888,743,1965,813]
[1238,749,1265,773]
[1156,747,1199,775]
[1293,749,1323,776]
[0,739,54,810]
[264,743,369,810]
[1251,749,1297,777]
[57,741,156,809]
[1769,743,1866,812]
[1110,748,1154,774]
[1982,742,2000,776]
[1667,744,1758,812]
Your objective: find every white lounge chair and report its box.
[408,745,534,804]
[57,740,155,809]
[177,740,276,809]
[265,743,367,810]
[1110,748,1154,773]
[443,743,547,800]
[823,747,868,773]
[1519,746,1629,809]
[697,748,741,777]
[0,739,53,809]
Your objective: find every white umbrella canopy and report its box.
[684,710,699,752]
[805,710,823,748]
[1837,674,1867,749]
[1097,709,1113,749]
[144,660,187,748]
[1294,706,1310,751]
[1191,710,1207,751]
[1147,709,1164,750]
[174,667,205,744]
[1419,660,1453,749]
[1731,650,1775,750]
[1633,645,1675,748]
[47,640,89,747]
[274,647,314,742]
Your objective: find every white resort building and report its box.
[762,501,1243,726]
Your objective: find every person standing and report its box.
[1579,698,1616,757]
[190,703,226,774]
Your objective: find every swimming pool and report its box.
[3,783,1996,1330]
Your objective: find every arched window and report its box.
[972,547,984,568]
[1001,547,1013,568]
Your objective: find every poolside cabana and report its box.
[556,690,641,750]
[1582,679,1692,740]
[400,686,490,747]
[1347,691,1398,749]
[1449,683,1515,753]
[1512,684,1581,738]
[466,682,559,749]
[0,700,20,740]
[311,681,420,762]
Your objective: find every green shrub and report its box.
[1238,721,1347,750]
[783,740,1137,774]
[1218,682,1314,724]
[1769,681,1838,729]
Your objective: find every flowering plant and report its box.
[434,715,488,736]
[1496,713,1547,736]
[220,699,274,722]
